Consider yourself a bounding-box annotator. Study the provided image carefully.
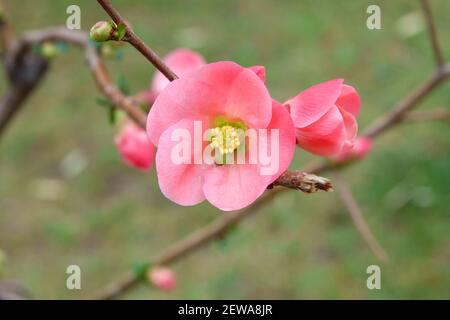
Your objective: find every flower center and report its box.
[209,125,242,155]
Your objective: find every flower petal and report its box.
[147,78,224,145]
[286,78,344,128]
[155,119,207,206]
[340,107,358,142]
[265,100,296,183]
[203,164,269,211]
[151,48,206,95]
[336,84,360,117]
[248,65,266,83]
[295,105,346,156]
[189,61,272,128]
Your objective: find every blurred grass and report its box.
[0,0,449,299]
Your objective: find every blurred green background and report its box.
[0,0,449,299]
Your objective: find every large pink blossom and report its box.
[151,48,206,96]
[147,61,295,211]
[115,123,155,171]
[285,79,360,156]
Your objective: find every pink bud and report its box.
[333,137,373,163]
[114,123,155,171]
[148,267,176,291]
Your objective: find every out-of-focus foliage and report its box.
[0,0,449,299]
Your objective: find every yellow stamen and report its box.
[209,125,242,155]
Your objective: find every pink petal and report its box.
[340,107,358,142]
[336,84,360,117]
[151,48,206,95]
[265,100,296,183]
[286,78,344,128]
[203,164,270,211]
[189,61,272,129]
[295,105,346,156]
[147,78,224,145]
[248,65,266,83]
[155,119,207,206]
[333,136,373,162]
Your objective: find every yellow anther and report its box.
[209,125,242,155]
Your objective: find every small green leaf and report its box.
[109,106,117,125]
[117,74,130,95]
[140,102,150,113]
[96,97,113,107]
[110,20,118,29]
[131,261,152,280]
[116,23,127,41]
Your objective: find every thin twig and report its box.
[419,0,445,67]
[97,0,178,81]
[0,0,14,57]
[93,188,286,299]
[403,107,450,124]
[363,65,450,138]
[0,27,147,137]
[332,171,388,262]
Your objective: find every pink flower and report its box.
[148,267,176,291]
[285,79,360,156]
[151,48,206,96]
[147,61,295,211]
[332,137,373,163]
[115,123,155,171]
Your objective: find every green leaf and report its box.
[109,106,117,125]
[117,74,130,95]
[96,97,113,107]
[116,23,127,41]
[131,261,152,280]
[110,20,118,29]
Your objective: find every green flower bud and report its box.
[90,20,115,42]
[40,42,59,59]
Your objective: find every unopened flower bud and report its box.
[90,20,115,42]
[40,42,59,59]
[147,267,176,291]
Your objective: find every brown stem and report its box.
[273,171,333,193]
[332,171,388,262]
[0,0,14,57]
[402,107,450,124]
[97,0,178,81]
[419,0,445,67]
[0,27,147,139]
[362,65,450,138]
[93,188,285,299]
